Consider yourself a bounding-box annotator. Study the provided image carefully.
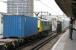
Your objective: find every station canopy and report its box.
[55,0,76,18]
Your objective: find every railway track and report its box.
[31,33,58,50]
[15,27,68,50]
[19,32,59,50]
[21,29,67,50]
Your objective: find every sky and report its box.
[0,0,64,15]
[34,0,64,15]
[0,2,7,13]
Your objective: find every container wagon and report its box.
[0,15,52,50]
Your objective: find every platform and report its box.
[51,29,76,50]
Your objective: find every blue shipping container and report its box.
[3,15,38,38]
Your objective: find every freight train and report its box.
[3,15,51,38]
[0,15,69,50]
[0,15,52,50]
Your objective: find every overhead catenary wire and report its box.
[38,1,61,29]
